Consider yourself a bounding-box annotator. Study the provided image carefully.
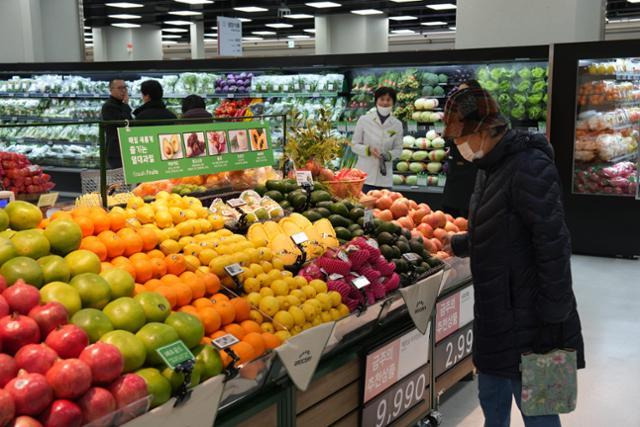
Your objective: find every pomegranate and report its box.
[44,325,88,359]
[28,303,67,338]
[39,399,82,427]
[0,353,18,387]
[79,343,123,384]
[0,388,15,427]
[0,313,40,355]
[2,281,40,315]
[77,387,116,425]
[0,294,9,318]
[5,372,53,416]
[15,344,58,375]
[45,359,92,400]
[10,416,43,427]
[108,373,148,409]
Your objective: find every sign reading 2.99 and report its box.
[117,121,273,184]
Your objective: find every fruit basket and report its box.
[321,177,366,200]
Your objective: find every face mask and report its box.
[456,141,485,162]
[377,106,392,117]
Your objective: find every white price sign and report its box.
[291,232,309,245]
[295,170,314,186]
[352,275,370,289]
[217,17,242,57]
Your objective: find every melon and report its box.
[426,162,443,174]
[429,149,447,162]
[406,175,418,186]
[402,136,416,148]
[426,130,438,140]
[393,175,404,185]
[409,162,424,173]
[412,151,429,161]
[431,137,446,149]
[400,150,413,161]
[396,162,409,172]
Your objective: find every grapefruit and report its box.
[5,201,42,231]
[70,308,114,343]
[100,330,146,373]
[102,297,146,333]
[65,250,101,276]
[44,219,82,255]
[161,362,202,392]
[40,281,82,316]
[135,368,171,408]
[164,312,204,349]
[37,255,71,284]
[135,322,180,365]
[10,230,50,259]
[70,273,112,309]
[134,292,171,322]
[0,209,9,231]
[0,238,17,267]
[100,268,135,299]
[0,256,44,287]
[193,344,223,380]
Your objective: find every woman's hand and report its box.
[371,148,381,158]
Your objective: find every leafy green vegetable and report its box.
[531,81,546,93]
[528,105,543,120]
[516,80,531,93]
[513,93,527,105]
[433,86,445,97]
[531,67,546,79]
[481,80,499,91]
[511,103,526,120]
[476,67,490,81]
[498,80,512,92]
[490,67,507,81]
[527,93,543,105]
[518,67,531,80]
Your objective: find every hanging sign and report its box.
[117,121,273,184]
[398,269,444,334]
[217,17,242,56]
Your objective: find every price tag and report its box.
[399,270,443,334]
[437,174,447,187]
[226,198,246,208]
[328,273,344,281]
[327,83,335,91]
[291,232,309,245]
[434,322,473,377]
[293,83,300,91]
[283,85,289,92]
[538,121,547,133]
[27,165,40,173]
[295,170,314,186]
[363,209,374,225]
[352,275,370,289]
[211,333,240,350]
[228,93,235,98]
[37,192,58,208]
[337,250,350,263]
[156,340,194,370]
[312,92,320,98]
[407,121,418,133]
[402,253,420,263]
[224,263,243,277]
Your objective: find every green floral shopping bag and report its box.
[521,349,577,416]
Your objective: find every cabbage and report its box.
[433,86,445,96]
[513,93,527,105]
[490,67,507,81]
[481,80,498,92]
[531,67,546,79]
[518,67,531,80]
[498,80,511,92]
[516,80,531,93]
[527,93,543,105]
[511,103,526,120]
[476,67,491,81]
[528,105,543,120]
[531,80,546,93]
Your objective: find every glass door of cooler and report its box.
[573,58,640,199]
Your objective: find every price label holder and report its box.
[275,321,335,391]
[37,192,59,215]
[376,298,394,326]
[156,341,196,406]
[398,269,444,334]
[363,209,375,234]
[212,333,241,379]
[284,233,308,276]
[291,232,309,246]
[224,263,244,293]
[349,275,371,315]
[407,121,418,133]
[0,191,15,209]
[296,170,314,188]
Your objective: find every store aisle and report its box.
[439,255,640,427]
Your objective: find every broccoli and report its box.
[511,103,526,120]
[518,67,531,80]
[531,67,546,79]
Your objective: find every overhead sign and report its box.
[217,17,242,56]
[117,121,273,184]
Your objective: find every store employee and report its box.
[352,87,404,190]
[101,79,132,168]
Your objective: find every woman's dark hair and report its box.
[374,86,397,104]
[182,95,207,114]
[140,80,163,101]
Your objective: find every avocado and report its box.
[409,239,424,253]
[255,184,267,196]
[395,258,409,273]
[266,180,286,192]
[310,190,332,204]
[376,221,397,235]
[290,194,308,212]
[316,201,333,209]
[348,223,362,232]
[284,180,299,193]
[328,214,351,228]
[391,246,401,259]
[343,200,354,211]
[315,207,331,218]
[357,217,365,227]
[329,202,350,217]
[314,182,328,192]
[264,190,284,202]
[426,257,441,268]
[334,227,352,241]
[402,229,412,240]
[349,208,365,222]
[352,229,365,237]
[396,241,410,254]
[380,244,394,259]
[279,200,291,210]
[302,210,323,222]
[377,232,396,246]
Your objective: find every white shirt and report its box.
[351,110,404,188]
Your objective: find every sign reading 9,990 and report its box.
[117,121,273,184]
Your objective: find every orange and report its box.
[101,262,114,273]
[212,300,235,325]
[117,229,144,257]
[92,212,111,234]
[137,228,158,251]
[197,306,222,334]
[38,219,49,229]
[147,249,165,260]
[193,298,214,309]
[165,254,187,276]
[198,272,221,295]
[154,285,178,308]
[149,258,167,278]
[210,330,228,340]
[160,274,181,285]
[111,255,130,266]
[173,281,193,307]
[129,252,150,263]
[111,258,136,279]
[80,236,108,261]
[179,305,199,317]
[220,350,232,368]
[131,258,153,283]
[72,206,92,218]
[230,341,256,365]
[180,271,205,299]
[262,332,282,350]
[240,320,262,335]
[51,210,72,221]
[133,283,148,296]
[224,323,246,340]
[229,298,251,322]
[98,231,126,259]
[144,279,163,290]
[74,216,94,237]
[200,336,212,346]
[108,211,126,232]
[243,332,265,357]
[211,293,229,303]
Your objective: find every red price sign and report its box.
[435,285,474,343]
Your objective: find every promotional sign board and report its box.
[217,17,242,56]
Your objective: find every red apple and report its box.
[0,275,7,293]
[79,343,123,385]
[77,387,116,425]
[28,303,68,338]
[39,400,82,427]
[5,372,53,416]
[2,281,40,315]
[0,313,41,355]
[108,373,148,409]
[0,388,15,427]
[10,416,43,427]
[45,359,92,400]
[15,344,58,375]
[0,294,9,318]
[0,353,18,387]
[45,325,88,359]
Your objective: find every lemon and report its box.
[275,330,291,342]
[255,273,270,286]
[276,295,289,310]
[293,276,307,289]
[328,291,342,307]
[258,247,273,261]
[155,211,173,228]
[259,261,273,273]
[270,279,289,297]
[288,306,306,326]
[307,298,322,312]
[246,292,261,308]
[126,196,145,210]
[249,309,264,324]
[280,270,293,279]
[159,239,180,255]
[183,209,197,220]
[321,312,332,323]
[261,322,275,333]
[176,221,194,237]
[259,287,275,298]
[249,263,264,277]
[272,258,284,270]
[330,308,341,321]
[316,293,332,311]
[209,258,227,276]
[136,205,155,224]
[310,279,328,294]
[198,249,217,266]
[183,255,200,271]
[243,277,261,294]
[156,191,170,200]
[302,322,312,331]
[337,304,350,318]
[301,302,316,322]
[259,296,279,317]
[198,219,212,233]
[312,317,322,327]
[290,289,306,302]
[165,227,180,241]
[301,285,317,299]
[291,325,302,336]
[285,295,301,308]
[190,220,202,235]
[169,207,184,224]
[183,243,201,257]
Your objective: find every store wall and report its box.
[0,0,40,62]
[40,0,83,62]
[93,26,162,62]
[316,14,389,55]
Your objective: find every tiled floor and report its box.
[439,255,640,427]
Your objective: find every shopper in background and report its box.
[133,80,177,121]
[352,87,403,191]
[181,94,213,121]
[442,80,584,427]
[101,79,132,168]
[441,138,477,218]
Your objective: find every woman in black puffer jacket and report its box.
[443,81,584,427]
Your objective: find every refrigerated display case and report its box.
[550,40,640,257]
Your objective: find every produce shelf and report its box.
[392,185,445,194]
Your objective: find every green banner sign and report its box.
[118,120,274,184]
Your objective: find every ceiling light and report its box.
[168,10,202,16]
[111,22,141,28]
[84,34,93,38]
[285,14,314,19]
[627,0,640,3]
[306,2,341,8]
[351,9,383,15]
[390,0,422,2]
[449,26,456,30]
[303,28,316,33]
[233,6,268,12]
[427,3,457,10]
[391,29,415,34]
[266,23,293,28]
[84,26,91,30]
[85,43,94,47]
[211,26,217,29]
[162,28,189,32]
[389,15,418,21]
[162,40,178,44]
[108,14,141,19]
[162,34,182,38]
[253,30,276,35]
[204,32,217,37]
[238,18,252,22]
[421,21,447,26]
[288,35,311,39]
[164,20,192,25]
[105,2,142,8]
[204,38,216,42]
[174,0,213,4]
[242,36,263,41]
